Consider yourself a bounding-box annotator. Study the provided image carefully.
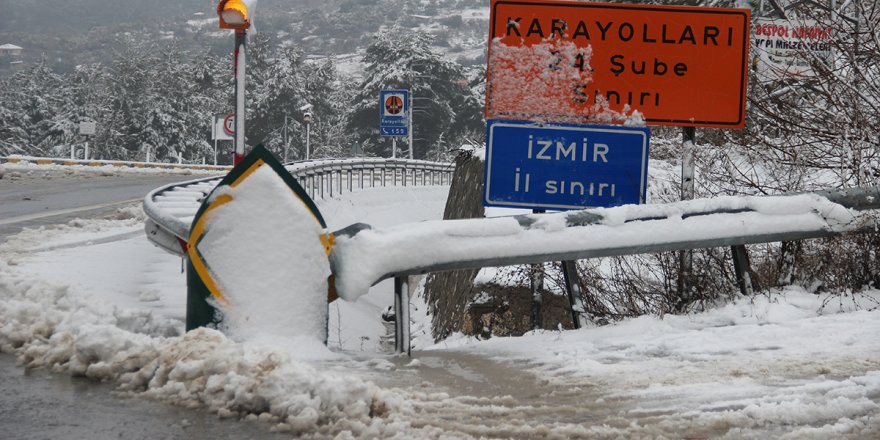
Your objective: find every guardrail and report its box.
[143,157,455,255]
[144,155,880,356]
[328,186,880,354]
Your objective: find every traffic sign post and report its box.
[484,119,650,211]
[379,89,410,137]
[484,0,754,322]
[486,0,750,128]
[380,89,410,159]
[211,114,234,165]
[78,121,96,160]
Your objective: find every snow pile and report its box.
[2,160,222,176]
[195,164,330,344]
[438,289,880,438]
[0,259,405,436]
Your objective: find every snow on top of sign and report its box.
[489,38,642,125]
[489,38,593,121]
[197,164,331,346]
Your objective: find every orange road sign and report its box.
[486,0,751,128]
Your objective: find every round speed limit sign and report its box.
[223,113,235,136]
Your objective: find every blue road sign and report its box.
[484,119,650,211]
[379,89,409,137]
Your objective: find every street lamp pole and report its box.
[217,0,257,165]
[300,103,313,161]
[306,119,311,160]
[233,30,246,165]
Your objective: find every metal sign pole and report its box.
[408,91,414,160]
[233,30,247,165]
[730,0,754,296]
[212,115,219,166]
[677,127,696,304]
[531,208,545,330]
[283,113,289,162]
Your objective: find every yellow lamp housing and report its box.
[218,0,257,30]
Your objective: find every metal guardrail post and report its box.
[394,276,411,355]
[731,245,754,295]
[561,260,583,330]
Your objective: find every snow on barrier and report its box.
[328,186,880,354]
[0,155,231,172]
[329,188,880,299]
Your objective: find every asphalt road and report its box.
[0,169,203,238]
[0,169,295,440]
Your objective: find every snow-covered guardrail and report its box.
[331,187,880,299]
[143,158,454,255]
[1,155,230,172]
[327,186,880,354]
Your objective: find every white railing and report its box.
[142,158,455,255]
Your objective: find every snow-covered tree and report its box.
[346,27,484,159]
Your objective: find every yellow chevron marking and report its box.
[188,194,234,306]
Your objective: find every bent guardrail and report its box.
[328,186,880,354]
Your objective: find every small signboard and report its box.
[79,121,96,136]
[484,119,650,210]
[379,89,409,137]
[752,17,833,80]
[213,114,233,140]
[486,0,751,128]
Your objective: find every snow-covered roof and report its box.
[0,44,22,50]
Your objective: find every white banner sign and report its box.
[752,18,834,80]
[79,121,96,136]
[213,115,233,140]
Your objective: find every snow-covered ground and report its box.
[1,172,879,438]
